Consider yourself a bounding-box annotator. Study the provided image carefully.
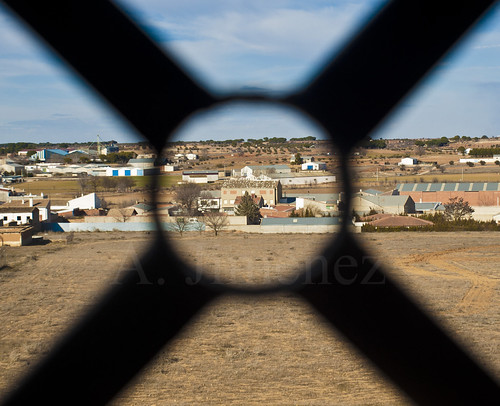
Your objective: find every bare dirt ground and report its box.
[0,231,498,405]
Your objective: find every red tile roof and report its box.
[368,215,434,227]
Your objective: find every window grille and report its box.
[1,0,499,404]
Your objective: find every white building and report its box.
[301,162,327,171]
[240,165,291,178]
[0,206,39,226]
[185,153,199,160]
[398,157,418,166]
[182,170,219,183]
[1,197,51,222]
[161,164,178,172]
[52,192,101,213]
[105,167,155,176]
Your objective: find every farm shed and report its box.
[182,170,219,184]
[301,162,327,171]
[0,225,35,246]
[352,195,416,216]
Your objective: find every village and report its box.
[1,136,500,404]
[2,135,500,245]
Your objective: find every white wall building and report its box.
[398,157,418,166]
[182,170,219,183]
[301,162,327,171]
[105,167,149,176]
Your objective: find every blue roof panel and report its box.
[457,183,470,191]
[428,183,442,191]
[400,183,414,192]
[443,183,456,191]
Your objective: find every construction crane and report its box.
[87,134,103,156]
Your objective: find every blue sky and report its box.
[0,0,500,143]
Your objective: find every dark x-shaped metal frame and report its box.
[1,1,500,404]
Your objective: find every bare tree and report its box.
[171,216,189,237]
[87,176,101,193]
[193,218,205,235]
[176,183,201,215]
[203,211,228,236]
[77,175,89,194]
[101,177,116,192]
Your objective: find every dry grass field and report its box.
[0,231,499,405]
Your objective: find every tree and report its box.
[480,160,486,166]
[203,211,228,236]
[87,176,101,193]
[294,153,303,165]
[175,183,201,215]
[466,162,474,167]
[457,146,466,155]
[449,160,454,165]
[77,175,89,194]
[444,197,474,221]
[234,192,261,224]
[171,216,188,237]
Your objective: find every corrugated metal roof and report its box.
[397,183,500,192]
[363,189,383,195]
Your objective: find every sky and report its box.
[0,0,500,144]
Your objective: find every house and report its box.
[101,144,119,155]
[398,157,418,166]
[290,155,314,163]
[161,164,178,172]
[352,194,416,215]
[221,179,282,213]
[0,206,40,228]
[198,191,221,212]
[65,193,101,210]
[185,153,199,160]
[1,198,51,222]
[240,164,291,178]
[182,170,219,184]
[0,224,35,246]
[301,162,327,171]
[0,159,24,175]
